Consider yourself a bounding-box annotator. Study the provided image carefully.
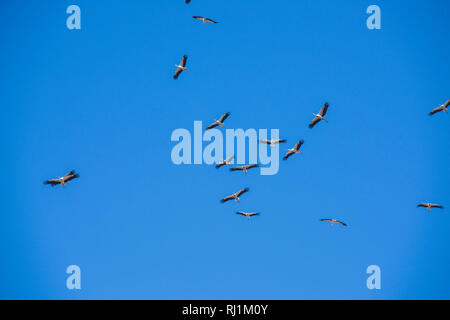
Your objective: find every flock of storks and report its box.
[44,1,448,226]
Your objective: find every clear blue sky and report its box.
[1,0,449,299]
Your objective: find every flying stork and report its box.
[193,16,218,24]
[429,100,450,116]
[283,140,304,160]
[260,139,287,147]
[309,102,329,129]
[230,164,259,173]
[206,112,230,130]
[320,219,347,226]
[236,211,260,220]
[216,155,234,169]
[44,170,79,187]
[417,202,444,211]
[173,55,188,80]
[221,188,250,203]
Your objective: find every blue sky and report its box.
[1,0,449,299]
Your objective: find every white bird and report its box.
[206,112,230,130]
[193,16,218,24]
[320,218,347,226]
[44,170,80,187]
[309,102,329,129]
[173,55,188,79]
[260,139,287,147]
[283,140,304,160]
[417,202,444,211]
[429,100,450,116]
[221,188,250,203]
[216,155,234,169]
[236,211,260,220]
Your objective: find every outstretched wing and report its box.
[230,166,243,171]
[245,164,259,170]
[206,122,219,130]
[443,100,450,108]
[294,140,304,151]
[236,211,247,216]
[283,150,295,160]
[215,162,225,169]
[430,204,444,209]
[225,155,234,163]
[429,107,442,116]
[205,18,218,24]
[320,219,333,223]
[219,112,230,123]
[180,55,188,67]
[221,195,234,203]
[236,188,250,197]
[173,68,182,79]
[336,220,347,226]
[192,16,203,20]
[248,212,260,217]
[319,102,329,116]
[260,140,271,145]
[44,179,60,186]
[309,117,320,129]
[64,172,80,183]
[417,203,428,208]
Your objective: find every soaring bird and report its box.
[230,164,259,173]
[283,140,304,160]
[193,16,218,24]
[320,218,347,226]
[236,211,260,220]
[429,100,450,116]
[260,139,287,147]
[206,112,230,130]
[221,188,250,203]
[173,55,188,79]
[309,102,329,129]
[417,202,444,211]
[44,170,79,187]
[216,155,234,169]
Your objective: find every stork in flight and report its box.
[320,219,347,226]
[173,55,188,79]
[216,155,234,169]
[429,100,450,116]
[260,139,287,147]
[221,188,250,203]
[206,112,230,130]
[309,102,329,129]
[193,16,218,24]
[417,202,444,211]
[44,170,79,187]
[230,164,259,173]
[236,211,260,220]
[283,140,304,160]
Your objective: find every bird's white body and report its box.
[313,113,327,122]
[175,65,188,71]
